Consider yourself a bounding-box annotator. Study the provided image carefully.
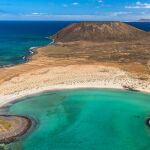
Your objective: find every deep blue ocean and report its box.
[0,21,73,67]
[0,21,149,67]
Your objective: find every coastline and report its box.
[0,47,38,69]
[0,45,150,108]
[0,115,32,144]
[0,69,150,108]
[0,86,124,108]
[0,36,53,69]
[0,27,150,109]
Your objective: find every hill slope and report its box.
[52,22,149,42]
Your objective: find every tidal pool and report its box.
[4,89,150,150]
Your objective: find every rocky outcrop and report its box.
[0,115,32,144]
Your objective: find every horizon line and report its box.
[0,20,138,22]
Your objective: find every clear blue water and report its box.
[0,21,149,67]
[2,89,150,150]
[0,21,73,67]
[127,22,150,32]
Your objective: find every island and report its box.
[136,19,150,22]
[0,115,32,144]
[0,21,150,106]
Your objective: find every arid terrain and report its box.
[0,21,150,107]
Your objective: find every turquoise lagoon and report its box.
[2,89,150,150]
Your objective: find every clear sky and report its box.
[0,0,150,21]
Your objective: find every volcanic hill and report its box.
[52,22,149,42]
[137,19,150,22]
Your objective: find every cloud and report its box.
[98,0,103,3]
[126,1,150,8]
[63,4,68,7]
[0,13,150,21]
[31,12,47,15]
[72,2,79,6]
[32,12,40,15]
[111,11,132,17]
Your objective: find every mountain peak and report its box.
[52,22,148,42]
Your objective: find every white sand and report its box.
[0,65,150,108]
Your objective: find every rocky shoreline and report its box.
[0,115,32,144]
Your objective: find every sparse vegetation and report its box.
[0,120,11,131]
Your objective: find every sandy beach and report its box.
[0,54,150,108]
[0,23,150,108]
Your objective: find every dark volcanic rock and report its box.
[52,22,149,42]
[146,118,150,127]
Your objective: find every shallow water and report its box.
[2,89,150,150]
